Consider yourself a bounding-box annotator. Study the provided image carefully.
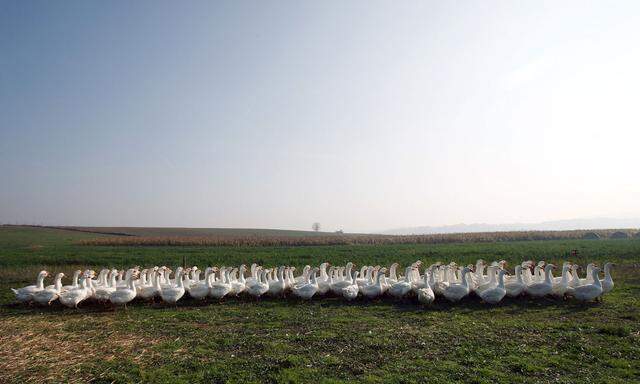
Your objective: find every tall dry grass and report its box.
[76,229,639,247]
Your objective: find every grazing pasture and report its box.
[1,226,639,383]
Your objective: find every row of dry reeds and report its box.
[76,229,640,247]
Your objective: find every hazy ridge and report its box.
[381,217,640,235]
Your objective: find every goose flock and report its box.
[11,260,615,308]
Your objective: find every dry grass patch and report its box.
[0,315,163,383]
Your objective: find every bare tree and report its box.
[312,222,321,232]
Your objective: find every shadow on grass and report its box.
[1,290,604,318]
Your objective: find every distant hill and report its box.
[381,217,640,235]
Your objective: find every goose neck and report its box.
[514,266,523,284]
[497,271,505,289]
[544,266,553,284]
[560,264,570,284]
[53,274,63,291]
[460,269,469,288]
[592,269,602,287]
[390,263,398,280]
[175,271,184,288]
[36,272,47,289]
[604,263,613,281]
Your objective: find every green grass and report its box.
[1,226,639,383]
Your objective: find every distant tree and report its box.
[312,222,321,232]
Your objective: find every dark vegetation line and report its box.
[76,228,640,247]
[0,224,135,237]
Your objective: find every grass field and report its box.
[1,226,639,383]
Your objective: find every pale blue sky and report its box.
[1,1,639,232]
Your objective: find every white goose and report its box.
[521,261,534,286]
[583,263,596,284]
[504,265,526,298]
[601,262,615,294]
[568,264,582,288]
[475,265,499,295]
[330,262,354,295]
[356,266,372,288]
[572,267,603,302]
[471,259,486,288]
[570,263,596,287]
[160,269,186,304]
[268,266,287,297]
[294,265,312,284]
[478,270,507,304]
[138,270,162,300]
[92,269,110,289]
[229,265,247,296]
[110,274,137,307]
[341,271,360,301]
[525,264,554,298]
[244,263,260,287]
[11,270,48,303]
[247,269,270,298]
[94,269,118,301]
[388,266,413,299]
[387,263,400,285]
[292,268,319,299]
[442,267,471,302]
[33,273,65,305]
[411,265,431,291]
[187,268,214,300]
[416,272,435,305]
[433,265,451,296]
[59,273,92,308]
[316,263,331,295]
[62,270,82,292]
[361,269,387,299]
[209,268,232,300]
[551,263,573,298]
